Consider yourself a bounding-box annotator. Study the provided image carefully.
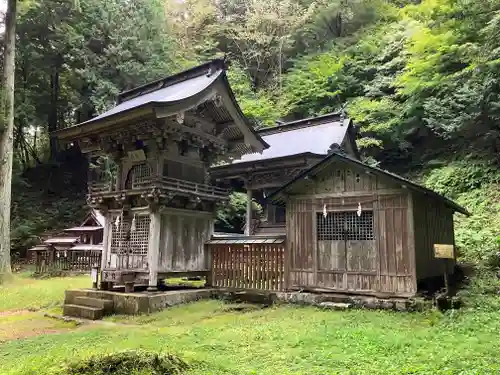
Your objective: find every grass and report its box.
[1,274,500,375]
[0,272,90,312]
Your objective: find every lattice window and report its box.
[317,212,345,241]
[110,215,150,255]
[125,163,152,189]
[345,211,373,240]
[317,211,374,241]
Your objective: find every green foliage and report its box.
[63,351,188,375]
[215,192,262,233]
[227,64,280,127]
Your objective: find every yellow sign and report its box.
[434,244,454,259]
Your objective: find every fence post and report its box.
[205,244,213,287]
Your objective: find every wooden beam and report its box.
[291,189,405,199]
[245,186,253,236]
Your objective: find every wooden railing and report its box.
[89,181,112,194]
[34,249,101,274]
[140,177,228,198]
[207,236,286,291]
[89,177,228,199]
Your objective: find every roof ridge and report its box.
[117,58,227,104]
[258,113,344,136]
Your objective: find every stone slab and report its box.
[74,296,114,312]
[63,304,104,320]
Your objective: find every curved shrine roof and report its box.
[233,115,352,164]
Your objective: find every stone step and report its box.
[63,304,104,320]
[74,296,113,312]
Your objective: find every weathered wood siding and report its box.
[412,194,455,280]
[286,162,416,296]
[158,210,213,272]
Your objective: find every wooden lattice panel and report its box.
[317,211,374,241]
[129,215,150,255]
[125,163,152,189]
[110,215,150,255]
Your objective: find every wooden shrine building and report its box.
[264,151,469,296]
[53,59,267,291]
[211,113,359,235]
[52,59,469,303]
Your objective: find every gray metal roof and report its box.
[81,71,222,125]
[232,117,350,164]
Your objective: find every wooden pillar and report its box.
[147,209,161,291]
[100,219,110,271]
[99,217,111,290]
[245,186,252,236]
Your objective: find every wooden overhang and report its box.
[44,237,80,245]
[69,244,104,251]
[210,113,359,180]
[267,151,471,216]
[64,226,103,233]
[52,59,268,156]
[211,152,324,181]
[206,235,286,244]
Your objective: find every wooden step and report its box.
[74,296,113,312]
[63,304,104,320]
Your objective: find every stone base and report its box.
[63,287,434,319]
[64,288,216,317]
[216,289,433,312]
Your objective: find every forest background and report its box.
[2,0,500,271]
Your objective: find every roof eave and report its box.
[211,152,323,173]
[216,74,269,152]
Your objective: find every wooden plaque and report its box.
[127,149,146,162]
[434,244,454,259]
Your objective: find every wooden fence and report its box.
[34,249,101,274]
[207,237,286,291]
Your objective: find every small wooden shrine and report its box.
[54,59,267,291]
[211,113,358,235]
[265,151,469,296]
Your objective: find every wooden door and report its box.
[316,211,376,291]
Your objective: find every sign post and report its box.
[433,244,454,296]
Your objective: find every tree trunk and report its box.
[0,0,17,280]
[48,62,60,160]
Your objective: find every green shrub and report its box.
[63,350,188,375]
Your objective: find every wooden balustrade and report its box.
[89,177,228,199]
[207,237,286,291]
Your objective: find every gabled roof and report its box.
[213,113,358,172]
[81,210,105,227]
[268,151,470,216]
[52,59,267,154]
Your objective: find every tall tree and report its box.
[0,0,17,279]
